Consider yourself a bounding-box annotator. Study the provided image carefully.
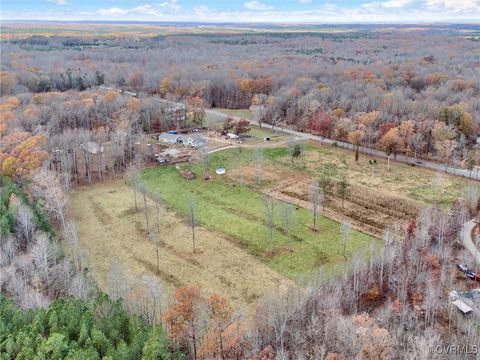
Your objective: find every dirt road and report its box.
[460,220,480,266]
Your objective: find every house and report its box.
[158,133,182,144]
[80,142,104,155]
[184,135,208,148]
[158,132,208,148]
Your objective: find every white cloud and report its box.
[361,0,416,12]
[382,0,416,8]
[159,0,181,11]
[97,7,128,16]
[244,1,274,10]
[4,0,480,23]
[298,0,312,4]
[98,4,164,17]
[193,5,211,16]
[47,0,67,5]
[425,0,480,11]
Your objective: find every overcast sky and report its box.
[2,0,480,23]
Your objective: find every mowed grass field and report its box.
[70,181,290,311]
[141,163,376,280]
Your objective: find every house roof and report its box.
[187,135,207,147]
[158,133,181,142]
[81,141,104,155]
[453,299,473,314]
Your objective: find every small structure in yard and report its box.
[80,141,104,155]
[180,168,196,180]
[452,299,473,314]
[216,168,226,175]
[204,169,212,180]
[227,133,239,140]
[449,289,480,315]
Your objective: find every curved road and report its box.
[460,220,480,266]
[156,97,478,180]
[209,108,479,180]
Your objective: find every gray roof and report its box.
[158,133,181,143]
[81,142,104,155]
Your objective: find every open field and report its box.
[267,142,476,207]
[215,108,253,119]
[194,136,476,236]
[210,110,475,207]
[141,164,376,279]
[70,181,290,312]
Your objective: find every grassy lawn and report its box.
[140,162,375,280]
[246,126,288,144]
[215,108,253,119]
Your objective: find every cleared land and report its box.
[140,164,375,279]
[69,126,475,312]
[70,181,290,312]
[186,140,476,236]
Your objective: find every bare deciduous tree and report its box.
[254,148,264,185]
[340,222,351,260]
[280,203,296,251]
[32,169,69,240]
[308,180,324,230]
[262,197,276,254]
[188,199,197,253]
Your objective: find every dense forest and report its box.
[1,24,480,359]
[0,294,182,359]
[1,26,480,166]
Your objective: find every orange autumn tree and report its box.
[0,133,48,178]
[348,129,365,162]
[199,294,245,359]
[379,127,402,171]
[162,285,206,360]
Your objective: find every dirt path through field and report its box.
[70,180,291,312]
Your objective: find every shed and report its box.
[80,142,104,155]
[453,299,472,314]
[227,133,239,140]
[216,168,226,175]
[180,168,196,180]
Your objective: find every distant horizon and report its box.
[2,0,479,24]
[2,19,479,26]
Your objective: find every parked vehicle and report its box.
[457,264,469,273]
[457,263,480,282]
